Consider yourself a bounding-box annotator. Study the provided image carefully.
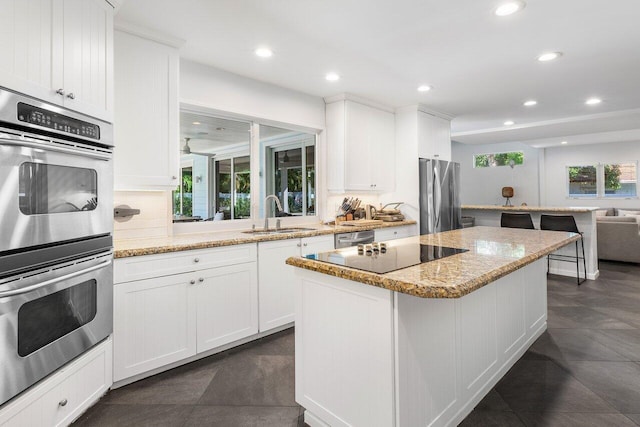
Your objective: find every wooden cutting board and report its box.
[339,220,384,226]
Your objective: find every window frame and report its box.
[472,151,524,168]
[566,161,638,199]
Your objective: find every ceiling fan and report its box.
[181,137,216,156]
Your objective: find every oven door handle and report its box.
[337,236,374,244]
[0,136,111,161]
[0,259,112,298]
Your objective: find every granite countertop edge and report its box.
[114,220,417,259]
[285,232,580,299]
[462,205,598,213]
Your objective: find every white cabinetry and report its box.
[0,0,113,121]
[374,224,417,242]
[113,28,180,190]
[258,235,334,332]
[418,111,451,161]
[0,339,112,427]
[326,97,395,192]
[113,244,258,382]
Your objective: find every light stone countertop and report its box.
[285,226,579,299]
[462,205,599,213]
[114,220,417,258]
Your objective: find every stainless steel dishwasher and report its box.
[334,230,375,249]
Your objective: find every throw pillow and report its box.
[618,209,640,217]
[595,209,609,217]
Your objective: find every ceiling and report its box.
[117,0,640,146]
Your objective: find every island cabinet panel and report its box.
[295,273,394,427]
[496,269,527,363]
[459,283,498,400]
[258,236,334,333]
[524,260,547,334]
[395,296,459,427]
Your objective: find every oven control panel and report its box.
[17,102,100,140]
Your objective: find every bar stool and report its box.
[540,214,586,285]
[500,212,535,229]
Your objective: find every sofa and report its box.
[596,208,640,263]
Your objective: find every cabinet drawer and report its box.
[374,225,417,242]
[114,244,257,283]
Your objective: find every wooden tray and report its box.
[338,220,384,226]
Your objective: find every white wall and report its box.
[451,141,541,206]
[543,140,640,208]
[180,59,325,130]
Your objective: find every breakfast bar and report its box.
[286,226,579,427]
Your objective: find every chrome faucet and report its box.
[264,195,283,230]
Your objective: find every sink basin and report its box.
[242,227,315,235]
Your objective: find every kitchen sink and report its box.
[242,227,315,235]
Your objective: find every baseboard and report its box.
[548,266,599,281]
[304,410,332,427]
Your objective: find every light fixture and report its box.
[537,52,562,62]
[181,137,191,154]
[325,72,340,82]
[585,97,602,105]
[504,120,515,126]
[523,100,537,106]
[495,1,526,16]
[561,141,568,145]
[254,47,273,58]
[192,121,201,125]
[417,85,432,92]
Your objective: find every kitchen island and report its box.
[286,226,579,427]
[462,205,599,279]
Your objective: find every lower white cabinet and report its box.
[258,235,334,332]
[0,338,112,427]
[374,224,417,242]
[113,262,258,382]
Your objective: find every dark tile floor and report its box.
[74,261,640,427]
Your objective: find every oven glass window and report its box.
[17,280,97,357]
[19,163,98,214]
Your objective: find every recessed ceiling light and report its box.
[325,72,340,82]
[254,47,273,58]
[504,120,515,126]
[537,52,563,62]
[561,141,568,144]
[585,97,602,105]
[192,121,201,125]
[417,85,432,92]
[523,100,537,106]
[495,1,526,16]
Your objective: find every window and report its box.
[173,166,193,217]
[473,151,524,168]
[567,162,637,198]
[215,155,251,220]
[261,124,316,217]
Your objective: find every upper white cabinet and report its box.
[113,28,180,190]
[326,96,395,192]
[417,110,452,161]
[258,235,334,332]
[0,0,113,121]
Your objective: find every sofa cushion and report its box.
[597,215,638,223]
[618,209,640,216]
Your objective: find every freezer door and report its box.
[419,158,461,234]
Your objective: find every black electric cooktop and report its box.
[306,243,469,274]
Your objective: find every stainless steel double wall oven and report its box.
[0,87,114,406]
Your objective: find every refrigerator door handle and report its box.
[434,167,442,230]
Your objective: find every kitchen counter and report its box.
[290,226,577,426]
[113,220,416,258]
[286,226,579,298]
[462,204,599,213]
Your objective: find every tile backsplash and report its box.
[113,191,172,240]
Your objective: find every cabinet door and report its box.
[257,240,301,332]
[418,112,451,162]
[0,0,58,104]
[368,106,395,192]
[301,235,335,255]
[60,0,113,121]
[113,273,196,382]
[375,225,417,242]
[196,263,259,353]
[113,30,179,190]
[344,101,374,191]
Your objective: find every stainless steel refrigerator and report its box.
[419,158,462,234]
